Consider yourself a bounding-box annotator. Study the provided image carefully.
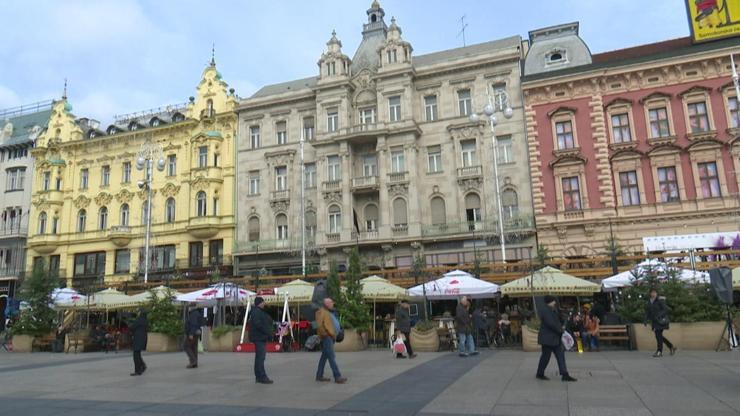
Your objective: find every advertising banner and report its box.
[685,0,740,42]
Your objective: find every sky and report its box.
[0,0,690,125]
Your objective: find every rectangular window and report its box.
[562,176,582,211]
[140,245,176,272]
[49,255,60,275]
[427,145,442,173]
[327,107,339,133]
[328,155,341,181]
[250,126,261,148]
[496,136,513,164]
[80,169,89,189]
[6,168,25,191]
[619,171,641,206]
[276,121,287,145]
[360,107,376,125]
[729,96,739,128]
[328,211,341,234]
[101,165,110,186]
[698,161,721,198]
[460,140,477,167]
[555,121,575,149]
[275,166,287,191]
[42,171,51,191]
[391,148,405,173]
[492,84,509,109]
[212,197,219,216]
[648,107,671,138]
[122,162,131,183]
[424,95,438,121]
[302,117,314,141]
[457,89,471,116]
[388,96,401,122]
[189,242,203,267]
[611,113,632,143]
[657,166,680,203]
[362,155,377,177]
[209,240,224,265]
[167,155,176,176]
[114,249,130,274]
[198,146,208,168]
[213,153,220,167]
[248,171,260,195]
[73,252,106,277]
[687,101,710,133]
[304,163,316,188]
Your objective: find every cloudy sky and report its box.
[0,0,689,125]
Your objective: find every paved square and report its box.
[1,349,739,415]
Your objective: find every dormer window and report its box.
[172,112,184,122]
[129,122,138,131]
[151,118,160,127]
[386,49,397,64]
[546,49,567,66]
[88,131,97,139]
[206,99,214,117]
[107,126,118,135]
[327,61,336,76]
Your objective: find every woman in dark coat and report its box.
[645,288,676,357]
[130,309,148,376]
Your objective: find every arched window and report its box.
[165,198,176,223]
[392,198,408,227]
[77,209,87,233]
[206,99,214,117]
[305,210,317,238]
[502,190,519,220]
[120,204,129,226]
[38,212,47,234]
[248,216,260,241]
[328,205,341,234]
[364,204,379,231]
[276,214,288,240]
[99,207,108,230]
[464,193,481,230]
[196,191,207,216]
[172,112,184,123]
[430,197,446,225]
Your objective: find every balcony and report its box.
[326,233,340,243]
[329,120,422,142]
[391,225,409,237]
[421,215,535,238]
[187,216,222,238]
[351,176,379,192]
[322,180,341,192]
[270,189,290,201]
[136,257,233,280]
[0,225,28,239]
[109,225,133,247]
[457,165,482,179]
[388,171,408,183]
[28,233,60,254]
[35,189,65,204]
[351,229,379,241]
[235,237,316,254]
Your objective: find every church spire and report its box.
[210,42,216,67]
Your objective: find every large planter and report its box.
[631,321,725,351]
[12,334,34,352]
[522,326,540,352]
[410,327,440,352]
[208,330,241,352]
[146,332,179,352]
[334,329,367,352]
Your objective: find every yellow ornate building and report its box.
[26,60,237,289]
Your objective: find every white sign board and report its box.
[643,231,740,252]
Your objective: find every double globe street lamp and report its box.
[136,142,165,284]
[469,90,513,263]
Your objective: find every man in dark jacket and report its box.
[249,296,273,384]
[645,288,676,357]
[130,309,148,376]
[536,296,576,382]
[184,304,204,368]
[455,296,478,357]
[395,300,416,358]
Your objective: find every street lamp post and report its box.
[136,142,165,284]
[300,128,306,278]
[469,91,513,263]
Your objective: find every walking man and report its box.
[455,296,478,357]
[250,296,274,384]
[645,288,676,357]
[536,296,576,382]
[315,298,347,384]
[130,308,148,376]
[395,300,416,358]
[184,303,203,368]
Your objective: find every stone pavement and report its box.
[1,348,739,415]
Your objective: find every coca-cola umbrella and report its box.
[407,270,500,300]
[176,282,254,306]
[52,288,88,309]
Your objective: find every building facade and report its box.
[26,61,238,289]
[522,23,740,257]
[0,101,52,309]
[234,2,535,275]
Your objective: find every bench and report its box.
[599,324,631,350]
[32,333,57,352]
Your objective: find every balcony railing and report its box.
[352,175,379,189]
[0,225,27,237]
[388,171,408,183]
[109,225,131,234]
[391,224,409,237]
[323,180,341,191]
[421,215,534,238]
[351,229,379,241]
[457,165,482,178]
[270,189,290,201]
[326,233,340,243]
[235,237,316,253]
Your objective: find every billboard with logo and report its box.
[685,0,740,42]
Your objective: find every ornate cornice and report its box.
[160,182,181,198]
[94,192,113,207]
[73,195,91,209]
[115,189,135,203]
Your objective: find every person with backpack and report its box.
[315,297,347,384]
[645,288,676,357]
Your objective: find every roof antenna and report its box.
[210,42,216,66]
[457,15,468,47]
[62,78,68,100]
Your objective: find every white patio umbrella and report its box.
[130,286,183,304]
[88,288,138,311]
[407,270,500,300]
[52,288,88,309]
[601,260,710,291]
[176,282,255,306]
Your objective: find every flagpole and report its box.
[300,127,306,278]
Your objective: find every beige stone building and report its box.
[234,2,535,275]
